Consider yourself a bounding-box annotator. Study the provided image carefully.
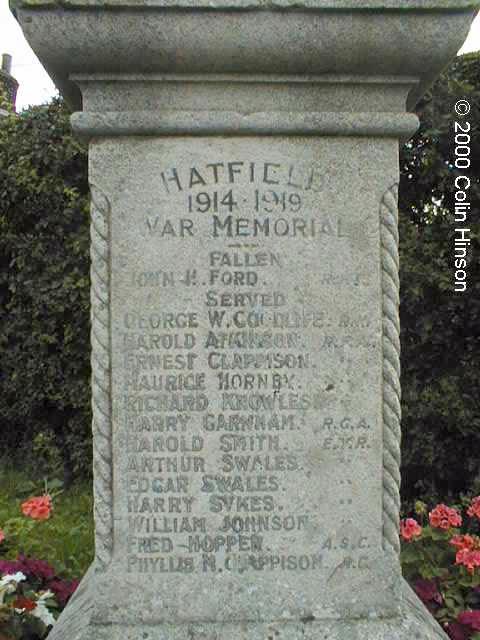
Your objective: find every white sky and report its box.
[1,0,480,110]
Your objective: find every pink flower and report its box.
[458,611,480,632]
[21,495,52,521]
[0,530,5,545]
[429,504,462,530]
[400,518,422,542]
[414,579,443,606]
[467,497,480,520]
[450,535,477,551]
[455,549,480,575]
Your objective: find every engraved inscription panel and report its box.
[98,137,396,621]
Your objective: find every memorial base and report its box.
[49,566,447,640]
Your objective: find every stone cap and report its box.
[9,0,480,8]
[11,0,479,115]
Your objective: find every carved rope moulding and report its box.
[88,181,403,570]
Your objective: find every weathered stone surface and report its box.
[12,5,477,108]
[52,134,439,638]
[12,1,479,639]
[11,0,480,9]
[89,136,399,623]
[49,570,447,640]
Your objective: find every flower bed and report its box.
[0,486,82,639]
[0,556,78,639]
[2,486,480,638]
[401,498,480,639]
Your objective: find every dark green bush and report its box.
[0,99,91,485]
[399,52,480,502]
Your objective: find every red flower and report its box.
[429,504,462,530]
[458,611,480,631]
[13,596,36,612]
[48,579,79,606]
[0,530,5,545]
[467,497,480,520]
[400,518,422,542]
[21,495,52,521]
[414,579,443,606]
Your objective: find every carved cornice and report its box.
[71,111,420,139]
[12,5,477,110]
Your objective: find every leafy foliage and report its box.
[0,469,93,580]
[0,473,85,640]
[0,100,90,485]
[401,498,480,640]
[399,52,480,502]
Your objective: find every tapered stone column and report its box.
[12,1,478,638]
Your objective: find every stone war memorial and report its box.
[10,1,479,638]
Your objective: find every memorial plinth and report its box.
[11,1,479,638]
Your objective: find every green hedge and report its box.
[399,52,480,502]
[0,100,91,484]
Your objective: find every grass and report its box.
[0,465,94,580]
